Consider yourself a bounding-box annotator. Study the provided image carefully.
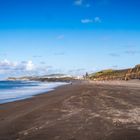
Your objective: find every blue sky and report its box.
[0,0,140,78]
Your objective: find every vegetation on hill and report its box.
[88,65,140,81]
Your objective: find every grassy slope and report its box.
[89,65,140,81]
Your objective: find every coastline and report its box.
[0,80,140,140]
[0,81,69,105]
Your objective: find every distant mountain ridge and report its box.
[88,64,140,81]
[7,74,75,82]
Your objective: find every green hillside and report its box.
[88,65,140,81]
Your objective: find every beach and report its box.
[0,80,140,140]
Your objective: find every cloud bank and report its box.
[0,60,35,76]
[0,60,64,79]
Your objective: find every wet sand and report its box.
[0,80,140,140]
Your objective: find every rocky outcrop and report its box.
[89,65,140,81]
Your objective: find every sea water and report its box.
[0,80,68,104]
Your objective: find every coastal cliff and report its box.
[88,64,140,81]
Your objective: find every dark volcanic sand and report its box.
[0,80,140,140]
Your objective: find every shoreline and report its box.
[1,79,139,105]
[0,81,70,105]
[0,80,140,140]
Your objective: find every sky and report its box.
[0,0,140,79]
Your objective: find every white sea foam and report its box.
[0,81,68,104]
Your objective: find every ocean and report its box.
[0,80,68,104]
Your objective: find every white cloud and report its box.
[0,59,16,67]
[0,60,35,75]
[0,59,17,73]
[0,60,64,79]
[81,17,101,24]
[94,17,101,23]
[26,61,34,71]
[23,61,35,71]
[74,0,91,7]
[74,0,83,6]
[81,19,93,23]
